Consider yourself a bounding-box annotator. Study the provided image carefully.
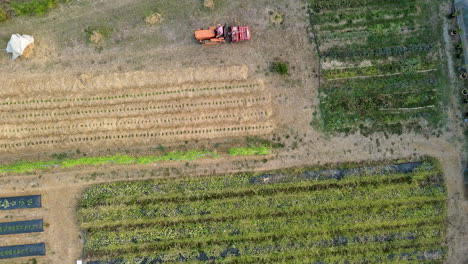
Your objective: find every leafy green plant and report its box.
[271,62,289,75]
[0,7,8,22]
[228,145,271,156]
[84,25,113,44]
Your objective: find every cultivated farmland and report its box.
[0,0,467,263]
[78,159,447,263]
[310,0,447,134]
[0,66,274,155]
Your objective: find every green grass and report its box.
[10,0,57,16]
[271,61,289,75]
[228,145,271,156]
[0,144,272,174]
[0,149,221,173]
[77,158,447,263]
[0,7,8,21]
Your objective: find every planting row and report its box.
[0,123,274,152]
[0,110,270,139]
[3,96,270,123]
[0,82,262,113]
[79,161,426,208]
[0,195,41,210]
[0,219,43,235]
[0,243,45,260]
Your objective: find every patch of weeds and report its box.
[144,10,162,25]
[269,11,284,25]
[10,0,56,16]
[51,152,67,160]
[84,25,113,44]
[271,61,289,75]
[157,144,165,152]
[292,141,298,149]
[0,7,8,22]
[228,145,271,157]
[247,137,284,149]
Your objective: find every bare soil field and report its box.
[0,0,466,263]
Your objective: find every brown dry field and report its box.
[0,0,467,264]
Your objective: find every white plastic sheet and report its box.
[6,34,34,60]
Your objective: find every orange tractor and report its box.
[194,23,251,45]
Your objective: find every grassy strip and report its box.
[0,149,219,173]
[228,145,270,156]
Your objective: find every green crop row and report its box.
[310,0,414,12]
[322,55,436,80]
[322,87,437,113]
[225,237,442,264]
[320,103,440,133]
[321,71,437,91]
[81,194,445,233]
[79,178,444,223]
[318,12,419,32]
[79,161,437,208]
[79,171,418,211]
[84,202,444,252]
[90,231,443,262]
[0,149,220,173]
[228,145,270,156]
[317,2,417,24]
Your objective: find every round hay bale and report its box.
[21,43,35,58]
[89,31,103,44]
[204,0,215,10]
[270,11,284,25]
[145,12,162,25]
